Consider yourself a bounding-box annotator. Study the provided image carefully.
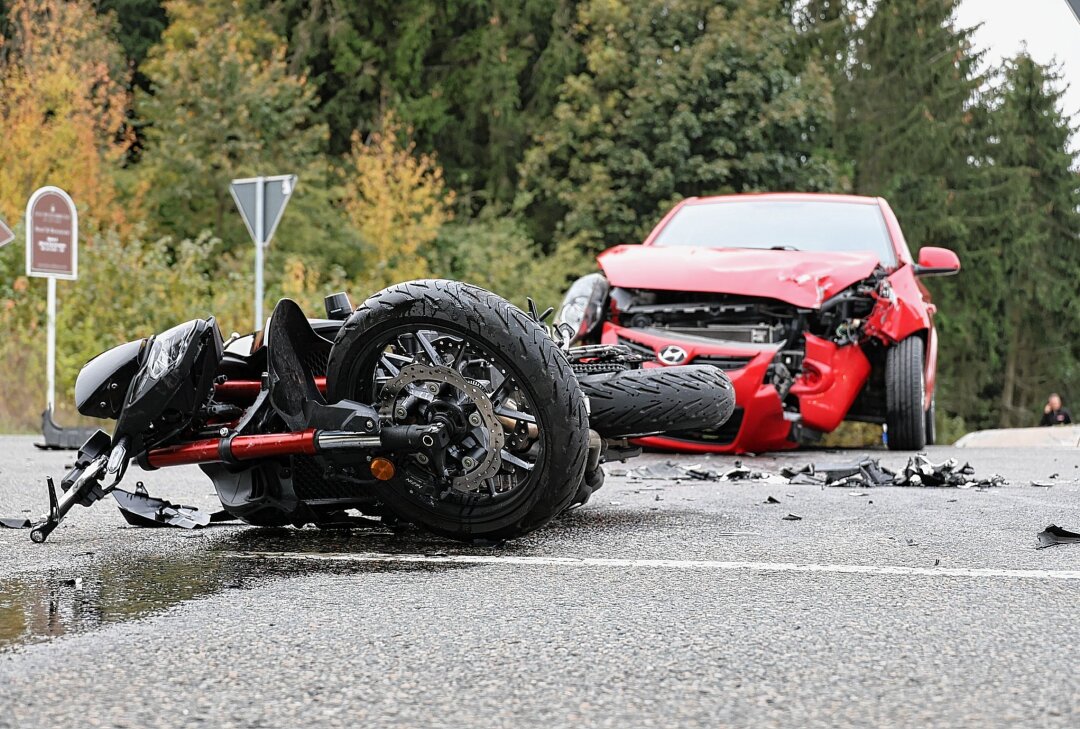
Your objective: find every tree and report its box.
[518,0,840,255]
[841,0,983,247]
[341,111,453,289]
[136,0,356,270]
[263,0,581,207]
[96,0,168,88]
[0,0,132,230]
[966,55,1080,426]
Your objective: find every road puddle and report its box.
[0,527,496,651]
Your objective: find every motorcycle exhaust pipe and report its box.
[143,423,448,468]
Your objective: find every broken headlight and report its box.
[557,273,610,342]
[129,320,200,402]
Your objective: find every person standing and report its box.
[1040,393,1073,426]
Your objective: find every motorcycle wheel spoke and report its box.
[499,450,534,472]
[496,405,536,425]
[414,330,442,365]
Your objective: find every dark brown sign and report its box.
[26,187,77,280]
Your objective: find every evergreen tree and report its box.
[974,54,1080,426]
[842,0,983,247]
[518,0,840,254]
[263,0,580,207]
[96,0,167,85]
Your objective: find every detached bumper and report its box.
[603,324,870,453]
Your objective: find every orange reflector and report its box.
[370,457,396,481]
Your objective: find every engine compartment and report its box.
[608,267,895,425]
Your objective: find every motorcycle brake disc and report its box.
[378,363,505,493]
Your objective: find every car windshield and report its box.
[652,200,897,267]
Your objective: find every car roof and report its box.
[681,192,881,206]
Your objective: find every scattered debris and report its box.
[781,513,803,521]
[113,483,236,529]
[1031,481,1055,488]
[0,516,33,529]
[627,459,775,482]
[1036,525,1080,549]
[764,496,781,504]
[626,454,1004,489]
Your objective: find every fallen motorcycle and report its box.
[20,280,734,543]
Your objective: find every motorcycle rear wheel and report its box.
[577,365,735,438]
[325,280,589,542]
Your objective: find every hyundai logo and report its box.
[658,345,689,365]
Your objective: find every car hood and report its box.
[597,245,884,309]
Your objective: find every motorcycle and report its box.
[21,280,734,543]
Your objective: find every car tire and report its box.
[886,336,927,451]
[577,365,735,438]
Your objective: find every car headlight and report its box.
[130,320,200,401]
[557,273,610,342]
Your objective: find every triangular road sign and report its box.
[229,174,297,247]
[0,217,14,249]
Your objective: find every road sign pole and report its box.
[254,176,265,331]
[230,174,296,331]
[46,276,56,411]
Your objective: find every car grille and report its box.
[617,335,754,372]
[693,354,755,371]
[617,336,656,359]
[664,408,744,446]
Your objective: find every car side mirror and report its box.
[914,246,960,277]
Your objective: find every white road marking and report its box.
[231,551,1080,581]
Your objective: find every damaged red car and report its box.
[556,193,960,452]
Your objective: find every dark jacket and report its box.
[1040,408,1073,427]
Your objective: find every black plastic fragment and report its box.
[112,483,236,529]
[1036,525,1080,549]
[0,516,33,529]
[782,513,802,521]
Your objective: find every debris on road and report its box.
[781,513,803,521]
[782,454,1005,489]
[764,496,781,504]
[1031,481,1055,488]
[627,459,775,482]
[628,454,1005,489]
[1036,525,1080,549]
[0,516,33,529]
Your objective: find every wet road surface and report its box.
[1,436,1079,727]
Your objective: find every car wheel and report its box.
[886,336,927,451]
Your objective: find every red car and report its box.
[557,193,960,452]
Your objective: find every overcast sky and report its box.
[956,0,1080,135]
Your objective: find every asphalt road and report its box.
[1,435,1079,728]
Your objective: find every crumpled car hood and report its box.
[597,245,884,309]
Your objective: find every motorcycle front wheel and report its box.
[325,280,590,542]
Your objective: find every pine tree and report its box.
[263,0,579,207]
[976,54,1080,425]
[842,0,983,237]
[518,0,840,254]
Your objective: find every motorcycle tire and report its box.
[325,280,590,542]
[578,365,735,438]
